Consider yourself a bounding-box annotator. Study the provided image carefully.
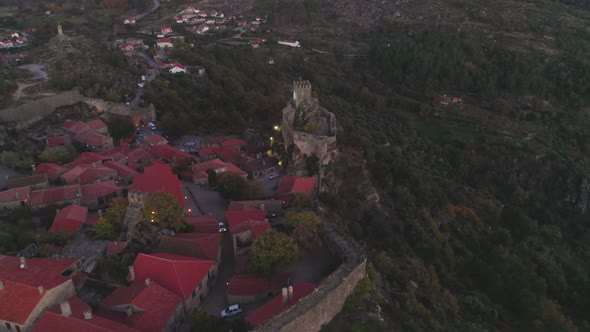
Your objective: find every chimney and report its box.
[281,287,288,303]
[60,301,72,317]
[56,208,60,215]
[98,210,103,217]
[19,257,26,269]
[0,281,4,290]
[126,306,133,317]
[38,286,44,294]
[83,310,92,320]
[145,278,151,286]
[288,285,293,301]
[128,266,135,281]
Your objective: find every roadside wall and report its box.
[256,220,366,332]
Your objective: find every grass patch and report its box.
[0,6,17,17]
[415,121,479,143]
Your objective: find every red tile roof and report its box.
[126,148,152,163]
[0,186,29,203]
[0,255,79,325]
[32,296,137,332]
[130,164,185,207]
[192,158,246,180]
[184,215,220,233]
[35,163,68,179]
[198,146,219,156]
[106,241,128,255]
[29,185,80,207]
[62,120,77,130]
[50,204,88,234]
[245,282,317,326]
[85,133,112,148]
[221,139,247,149]
[216,147,246,164]
[80,181,120,202]
[228,274,290,296]
[60,164,117,185]
[47,136,66,148]
[225,209,266,229]
[144,135,167,146]
[231,219,271,239]
[275,176,316,200]
[157,233,220,260]
[103,161,138,180]
[228,200,282,211]
[68,121,89,134]
[87,119,107,131]
[150,145,196,164]
[99,147,123,156]
[157,38,172,43]
[130,253,214,299]
[98,281,181,332]
[79,152,112,164]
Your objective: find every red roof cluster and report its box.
[149,144,196,165]
[246,282,317,326]
[46,136,67,148]
[275,176,316,201]
[60,164,117,185]
[103,161,138,180]
[225,209,266,229]
[143,135,167,146]
[192,158,246,181]
[35,163,68,179]
[29,185,80,207]
[50,204,88,234]
[0,186,29,203]
[129,253,214,299]
[0,255,79,325]
[157,233,220,260]
[80,181,120,202]
[130,164,185,207]
[184,215,220,233]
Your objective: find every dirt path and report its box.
[13,64,48,100]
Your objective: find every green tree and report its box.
[284,211,322,249]
[144,37,156,48]
[107,115,136,141]
[189,309,230,331]
[104,197,128,232]
[291,193,311,209]
[245,180,264,200]
[0,151,33,171]
[94,218,116,240]
[251,230,299,274]
[206,169,217,187]
[217,173,263,200]
[105,88,121,102]
[142,192,184,231]
[39,145,77,164]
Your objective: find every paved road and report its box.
[255,174,280,199]
[200,232,234,317]
[130,52,159,108]
[13,64,47,99]
[184,183,228,221]
[0,166,22,190]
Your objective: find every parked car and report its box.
[268,173,279,180]
[218,221,227,233]
[148,122,156,130]
[221,304,243,318]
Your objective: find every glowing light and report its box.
[151,211,155,214]
[185,196,188,199]
[274,125,280,131]
[270,137,274,141]
[188,209,192,213]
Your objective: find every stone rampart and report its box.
[256,220,366,332]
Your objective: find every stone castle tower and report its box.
[293,80,312,108]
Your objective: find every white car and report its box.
[148,122,156,130]
[218,221,227,233]
[221,304,242,318]
[268,173,279,180]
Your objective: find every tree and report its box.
[284,211,322,249]
[206,169,217,187]
[104,197,128,232]
[0,151,33,171]
[105,88,121,102]
[251,231,299,274]
[217,173,264,200]
[142,192,184,231]
[107,116,136,141]
[39,145,77,164]
[144,37,156,48]
[94,218,116,240]
[291,193,311,209]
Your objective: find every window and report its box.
[192,290,196,299]
[15,326,21,332]
[6,322,12,330]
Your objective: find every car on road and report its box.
[148,122,157,130]
[268,173,279,180]
[219,221,227,233]
[221,304,242,318]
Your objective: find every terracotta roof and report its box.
[144,135,167,146]
[228,200,282,211]
[99,147,123,156]
[275,176,316,199]
[0,255,79,325]
[150,145,196,164]
[225,209,266,229]
[103,161,138,180]
[29,185,80,207]
[169,62,185,70]
[50,204,88,234]
[32,296,137,332]
[184,215,219,233]
[35,163,68,179]
[216,147,246,164]
[157,38,172,43]
[106,241,128,255]
[68,121,88,134]
[79,152,112,164]
[192,158,246,180]
[87,119,107,131]
[130,253,214,299]
[130,164,185,207]
[98,281,181,332]
[157,233,220,260]
[243,157,279,173]
[127,147,153,163]
[221,139,247,149]
[228,273,290,296]
[47,136,66,148]
[62,120,77,130]
[80,181,120,202]
[245,282,317,326]
[60,164,117,185]
[231,219,271,239]
[6,174,48,189]
[85,133,112,148]
[0,186,29,203]
[198,146,219,156]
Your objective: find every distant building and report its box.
[278,40,301,48]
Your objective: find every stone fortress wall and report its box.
[256,217,367,332]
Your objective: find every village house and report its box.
[242,157,279,178]
[129,164,185,207]
[35,163,68,183]
[46,135,69,148]
[228,200,283,214]
[128,253,215,309]
[161,26,173,35]
[278,40,301,48]
[230,219,271,254]
[169,62,186,74]
[96,280,183,332]
[275,176,316,203]
[73,130,114,152]
[225,209,266,230]
[0,186,30,211]
[0,255,81,332]
[28,185,80,209]
[124,17,136,24]
[227,274,290,304]
[79,181,121,209]
[149,144,197,168]
[157,38,173,48]
[5,174,49,190]
[156,232,221,272]
[59,164,117,185]
[31,296,138,332]
[184,215,221,233]
[144,134,167,147]
[192,158,247,185]
[103,161,139,185]
[246,282,317,327]
[49,204,89,235]
[126,147,153,165]
[106,241,129,255]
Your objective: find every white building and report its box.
[278,40,301,48]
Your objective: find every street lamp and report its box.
[274,125,280,131]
